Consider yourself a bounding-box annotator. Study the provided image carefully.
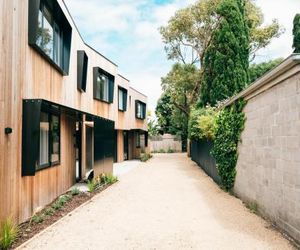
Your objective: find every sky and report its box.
[64,0,300,114]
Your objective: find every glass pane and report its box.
[99,74,109,102]
[118,89,123,110]
[51,115,60,163]
[36,5,54,59]
[137,103,141,118]
[39,112,49,166]
[53,23,62,66]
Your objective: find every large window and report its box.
[28,0,72,74]
[93,67,115,103]
[118,87,128,111]
[136,101,146,119]
[37,111,60,170]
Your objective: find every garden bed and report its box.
[11,180,116,249]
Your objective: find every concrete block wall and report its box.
[234,72,300,242]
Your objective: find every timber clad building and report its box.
[0,0,148,223]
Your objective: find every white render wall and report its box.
[234,71,300,242]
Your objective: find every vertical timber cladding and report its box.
[94,118,115,176]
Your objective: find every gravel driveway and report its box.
[19,153,294,250]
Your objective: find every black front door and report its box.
[123,131,129,160]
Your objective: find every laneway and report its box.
[20,154,293,250]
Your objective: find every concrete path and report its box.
[20,154,294,250]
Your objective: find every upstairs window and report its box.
[118,87,128,111]
[135,101,146,119]
[93,67,115,103]
[28,0,72,75]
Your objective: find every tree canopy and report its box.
[293,14,300,53]
[199,0,249,106]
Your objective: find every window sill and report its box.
[36,161,60,172]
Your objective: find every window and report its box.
[136,132,141,148]
[135,101,146,119]
[118,87,128,111]
[37,111,60,170]
[28,0,72,74]
[93,67,115,103]
[77,51,88,92]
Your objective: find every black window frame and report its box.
[118,87,128,112]
[136,132,141,148]
[36,107,61,172]
[28,0,72,75]
[135,100,146,120]
[93,67,115,104]
[77,50,88,92]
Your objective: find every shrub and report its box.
[105,174,118,184]
[167,148,174,153]
[52,201,63,211]
[246,201,259,214]
[189,106,218,141]
[44,207,55,216]
[158,149,165,153]
[87,180,96,192]
[140,153,152,162]
[71,187,81,196]
[0,217,19,250]
[211,100,246,191]
[31,214,44,224]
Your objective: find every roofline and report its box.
[223,53,300,107]
[62,0,118,67]
[130,86,148,98]
[118,74,130,82]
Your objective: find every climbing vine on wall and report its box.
[211,99,246,191]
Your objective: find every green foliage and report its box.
[158,149,166,153]
[200,0,249,107]
[155,93,174,134]
[31,214,44,224]
[0,218,19,250]
[189,107,218,140]
[44,207,55,216]
[293,14,300,53]
[87,180,96,193]
[211,100,246,190]
[104,174,118,184]
[248,58,283,83]
[71,187,81,196]
[147,119,159,137]
[140,153,153,162]
[167,148,175,153]
[246,201,259,214]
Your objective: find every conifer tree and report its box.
[200,0,249,106]
[293,14,300,53]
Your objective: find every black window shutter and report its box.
[123,90,128,111]
[143,104,146,119]
[145,131,148,147]
[77,50,88,92]
[22,100,42,176]
[109,79,114,103]
[135,100,138,118]
[93,67,98,99]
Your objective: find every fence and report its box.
[150,134,182,152]
[190,139,221,184]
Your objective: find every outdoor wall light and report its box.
[5,127,12,134]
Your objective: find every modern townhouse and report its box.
[0,0,148,223]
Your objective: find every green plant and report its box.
[293,13,300,53]
[167,148,174,153]
[140,153,152,162]
[52,201,63,211]
[44,207,55,216]
[189,106,218,141]
[71,187,81,196]
[31,214,44,224]
[158,149,165,153]
[105,174,118,184]
[0,217,19,250]
[246,201,259,214]
[211,99,246,191]
[87,180,96,192]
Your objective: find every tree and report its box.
[160,0,282,65]
[248,58,283,83]
[293,14,300,53]
[200,0,249,106]
[155,93,174,134]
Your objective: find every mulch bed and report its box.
[12,183,113,249]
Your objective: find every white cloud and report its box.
[64,0,298,113]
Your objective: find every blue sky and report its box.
[64,0,300,113]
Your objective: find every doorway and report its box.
[123,131,129,160]
[75,121,82,182]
